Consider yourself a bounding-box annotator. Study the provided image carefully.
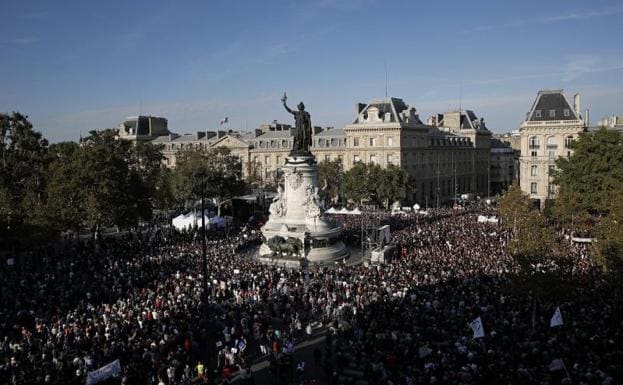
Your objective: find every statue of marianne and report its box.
[282,92,312,155]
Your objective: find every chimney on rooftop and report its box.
[574,93,581,116]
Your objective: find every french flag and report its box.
[220,117,228,125]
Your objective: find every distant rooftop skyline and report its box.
[1,0,622,142]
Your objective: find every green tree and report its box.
[376,164,413,208]
[553,128,623,227]
[317,158,344,205]
[343,162,371,205]
[46,141,85,235]
[499,183,555,268]
[173,147,245,216]
[0,112,50,241]
[593,186,623,272]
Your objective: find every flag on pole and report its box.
[550,307,563,327]
[220,117,228,125]
[470,317,485,338]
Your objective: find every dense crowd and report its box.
[0,208,621,385]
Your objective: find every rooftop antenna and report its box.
[459,81,463,112]
[384,60,388,98]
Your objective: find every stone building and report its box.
[118,97,493,205]
[518,90,587,207]
[117,116,169,141]
[490,138,517,195]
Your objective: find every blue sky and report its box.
[1,0,622,142]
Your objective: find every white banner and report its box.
[470,317,485,338]
[86,359,121,385]
[550,307,563,327]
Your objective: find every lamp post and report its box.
[193,169,209,311]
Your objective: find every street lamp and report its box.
[193,168,209,311]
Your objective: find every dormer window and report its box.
[564,109,570,117]
[549,110,556,118]
[535,110,542,118]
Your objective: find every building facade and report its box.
[489,138,517,195]
[118,97,493,205]
[251,98,491,205]
[518,90,587,207]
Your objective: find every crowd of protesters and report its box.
[0,206,621,385]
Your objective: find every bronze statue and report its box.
[282,92,312,155]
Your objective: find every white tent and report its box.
[350,208,362,215]
[325,207,338,214]
[172,212,227,230]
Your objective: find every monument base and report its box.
[258,154,349,267]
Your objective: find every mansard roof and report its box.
[352,97,422,125]
[526,90,580,122]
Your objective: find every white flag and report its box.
[470,317,485,338]
[550,307,563,327]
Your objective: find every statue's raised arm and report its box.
[281,92,294,114]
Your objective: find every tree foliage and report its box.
[173,147,245,215]
[343,162,413,207]
[45,130,167,236]
[499,183,555,268]
[553,128,623,222]
[552,128,623,271]
[0,112,50,242]
[317,158,344,204]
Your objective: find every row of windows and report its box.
[351,136,394,147]
[352,154,394,164]
[529,135,574,148]
[530,165,557,177]
[530,182,557,195]
[256,140,291,149]
[534,109,571,118]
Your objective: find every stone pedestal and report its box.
[258,154,348,268]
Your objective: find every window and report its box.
[387,136,393,146]
[567,151,571,157]
[531,151,537,157]
[530,165,538,176]
[565,136,573,147]
[324,155,330,162]
[353,155,361,163]
[529,136,540,149]
[548,150,556,158]
[546,137,557,149]
[531,182,538,194]
[548,165,555,175]
[264,156,270,165]
[370,155,377,164]
[548,184,556,195]
[370,137,376,147]
[564,109,570,117]
[549,110,556,118]
[353,137,359,147]
[387,154,394,164]
[535,110,542,118]
[276,155,281,165]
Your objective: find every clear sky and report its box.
[1,0,623,142]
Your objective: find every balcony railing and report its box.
[529,144,540,149]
